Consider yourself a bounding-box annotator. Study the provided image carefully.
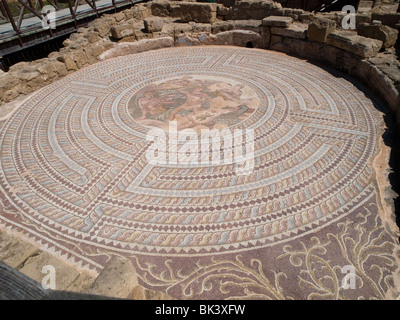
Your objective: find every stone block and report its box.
[327,30,383,58]
[159,23,175,37]
[151,0,172,17]
[144,17,165,33]
[191,22,212,33]
[36,59,59,79]
[85,256,137,299]
[83,31,100,43]
[232,30,263,48]
[209,30,263,47]
[123,7,135,20]
[3,89,20,102]
[232,20,263,32]
[70,50,88,69]
[67,37,89,50]
[356,13,371,26]
[299,12,315,23]
[357,22,398,48]
[0,73,19,91]
[262,16,293,27]
[57,54,78,71]
[307,18,336,43]
[270,23,307,39]
[171,2,217,23]
[111,24,135,40]
[50,60,68,77]
[27,74,48,89]
[371,12,400,28]
[11,69,40,81]
[211,21,234,34]
[114,12,126,23]
[283,8,304,16]
[0,229,38,268]
[131,3,151,20]
[175,34,202,46]
[172,23,193,34]
[102,14,116,26]
[85,42,106,60]
[213,30,234,45]
[216,6,232,20]
[91,19,111,38]
[316,12,345,27]
[231,0,282,20]
[9,62,41,81]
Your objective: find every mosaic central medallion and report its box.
[127,75,260,131]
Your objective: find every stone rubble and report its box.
[357,21,399,48]
[307,17,336,42]
[327,30,383,58]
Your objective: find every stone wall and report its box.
[0,0,399,125]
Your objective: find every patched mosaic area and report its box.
[0,46,397,299]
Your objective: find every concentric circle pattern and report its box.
[0,47,391,299]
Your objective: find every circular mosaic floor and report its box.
[0,47,397,299]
